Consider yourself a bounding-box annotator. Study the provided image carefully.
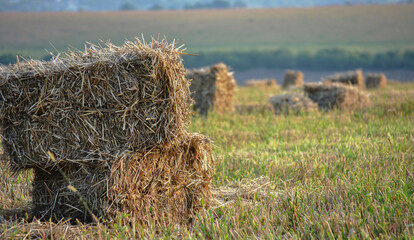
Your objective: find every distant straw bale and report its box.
[304,82,370,110]
[282,70,303,89]
[365,73,387,89]
[32,133,214,225]
[268,93,318,115]
[325,69,365,89]
[245,79,279,88]
[186,63,236,115]
[0,39,191,171]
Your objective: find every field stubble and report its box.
[0,81,413,238]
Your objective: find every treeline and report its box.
[183,48,414,70]
[1,48,414,70]
[183,0,246,9]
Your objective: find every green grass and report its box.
[1,4,414,58]
[1,82,413,238]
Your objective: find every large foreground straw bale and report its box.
[365,73,387,89]
[245,79,278,88]
[304,82,370,110]
[186,63,236,115]
[0,39,191,171]
[32,133,214,226]
[268,93,318,115]
[282,70,303,89]
[325,69,365,89]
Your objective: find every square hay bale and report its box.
[0,39,191,171]
[304,82,370,110]
[325,69,365,89]
[282,70,303,89]
[186,63,236,115]
[366,73,387,89]
[245,79,279,88]
[32,133,214,226]
[268,93,318,115]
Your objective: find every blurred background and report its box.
[1,0,414,84]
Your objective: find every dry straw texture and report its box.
[325,69,365,89]
[282,70,303,89]
[107,133,214,227]
[365,73,387,89]
[211,176,275,208]
[0,38,191,171]
[186,63,237,115]
[0,38,215,226]
[268,93,318,115]
[32,163,109,222]
[304,82,371,110]
[32,133,214,226]
[245,79,279,88]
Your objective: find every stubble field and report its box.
[1,81,413,238]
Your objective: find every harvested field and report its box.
[366,73,387,89]
[268,93,318,115]
[235,103,274,115]
[304,82,371,110]
[187,63,237,115]
[1,81,414,238]
[282,70,303,89]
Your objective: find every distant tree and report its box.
[209,0,230,8]
[0,54,16,65]
[233,0,247,8]
[119,2,135,11]
[149,3,163,10]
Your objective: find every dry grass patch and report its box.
[269,93,318,115]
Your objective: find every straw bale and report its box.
[325,69,365,89]
[365,73,387,89]
[0,39,191,171]
[304,82,370,110]
[186,63,236,115]
[282,70,303,89]
[245,79,278,88]
[32,133,214,225]
[268,93,318,115]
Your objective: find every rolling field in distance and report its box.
[1,4,414,58]
[1,82,413,238]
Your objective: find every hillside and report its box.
[1,4,414,70]
[0,0,411,12]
